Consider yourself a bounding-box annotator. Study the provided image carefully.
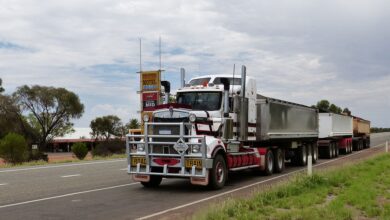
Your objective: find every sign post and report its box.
[139,70,161,133]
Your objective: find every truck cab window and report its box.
[213,77,241,85]
[177,92,222,111]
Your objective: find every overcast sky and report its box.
[0,0,389,127]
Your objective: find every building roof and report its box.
[54,127,93,140]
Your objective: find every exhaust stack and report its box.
[220,78,230,117]
[180,68,185,88]
[239,65,248,141]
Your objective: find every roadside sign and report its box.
[142,92,159,111]
[32,144,38,150]
[140,71,161,92]
[139,70,162,133]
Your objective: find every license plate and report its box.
[185,159,202,169]
[131,157,146,167]
[159,130,171,135]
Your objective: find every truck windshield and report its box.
[188,78,211,86]
[176,92,222,111]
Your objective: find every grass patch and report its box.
[199,154,390,220]
[0,154,126,169]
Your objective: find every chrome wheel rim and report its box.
[216,162,224,183]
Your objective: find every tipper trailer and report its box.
[317,112,353,159]
[352,116,371,150]
[126,65,319,189]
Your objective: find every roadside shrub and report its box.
[106,140,125,154]
[0,133,28,164]
[92,140,125,157]
[71,142,88,160]
[92,143,111,157]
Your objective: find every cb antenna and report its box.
[231,64,236,110]
[159,36,162,70]
[139,38,142,72]
[231,64,236,95]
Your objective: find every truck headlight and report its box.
[192,144,200,153]
[137,143,145,152]
[143,114,150,122]
[189,114,197,123]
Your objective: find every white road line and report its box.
[0,183,139,209]
[0,159,126,173]
[61,174,81,178]
[137,143,385,220]
[0,183,8,186]
[120,168,127,171]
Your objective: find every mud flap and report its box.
[190,170,209,186]
[133,174,150,182]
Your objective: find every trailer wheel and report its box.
[331,143,336,158]
[141,175,162,188]
[312,144,318,163]
[273,148,284,173]
[297,145,307,166]
[209,154,227,190]
[334,142,339,157]
[348,141,353,153]
[325,144,332,159]
[263,150,274,175]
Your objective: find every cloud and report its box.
[0,0,389,127]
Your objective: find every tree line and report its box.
[312,99,351,115]
[371,127,390,133]
[0,78,139,163]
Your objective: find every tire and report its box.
[334,142,339,157]
[331,143,336,158]
[312,144,318,163]
[273,148,285,173]
[325,144,332,159]
[263,150,274,175]
[141,175,162,188]
[297,145,307,166]
[352,140,358,151]
[209,154,227,190]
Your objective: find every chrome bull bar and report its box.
[126,122,211,177]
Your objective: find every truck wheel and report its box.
[331,143,336,158]
[209,154,227,190]
[312,144,318,163]
[351,141,354,153]
[141,175,162,188]
[297,145,307,166]
[273,148,284,173]
[334,143,339,157]
[326,144,332,159]
[263,150,274,175]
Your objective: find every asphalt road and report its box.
[1,132,389,220]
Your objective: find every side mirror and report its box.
[161,81,171,93]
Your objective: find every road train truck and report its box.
[126,65,319,189]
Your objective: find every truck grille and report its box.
[151,117,189,154]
